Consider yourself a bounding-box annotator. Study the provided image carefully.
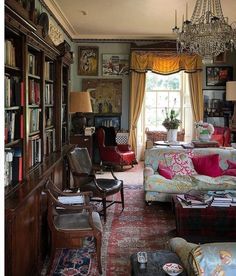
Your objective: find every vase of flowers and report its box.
[162,108,181,142]
[194,121,215,141]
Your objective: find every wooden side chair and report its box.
[67,147,124,222]
[46,179,103,274]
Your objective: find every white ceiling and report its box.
[44,0,236,40]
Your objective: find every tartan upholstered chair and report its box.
[67,147,124,222]
[45,179,103,274]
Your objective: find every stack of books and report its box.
[176,194,210,208]
[208,191,236,207]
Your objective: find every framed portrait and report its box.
[78,46,98,76]
[206,66,233,86]
[102,54,129,76]
[82,78,122,114]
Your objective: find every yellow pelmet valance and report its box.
[130,51,202,74]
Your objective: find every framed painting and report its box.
[102,54,129,76]
[82,79,122,114]
[206,66,233,86]
[78,46,98,76]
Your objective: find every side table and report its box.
[130,250,186,276]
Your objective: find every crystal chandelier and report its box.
[173,0,236,64]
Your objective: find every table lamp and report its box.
[70,91,93,134]
[226,81,236,129]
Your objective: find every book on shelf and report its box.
[12,147,23,183]
[176,194,208,208]
[4,148,14,186]
[5,39,16,67]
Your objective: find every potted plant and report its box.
[162,108,181,142]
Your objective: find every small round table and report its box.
[130,250,186,276]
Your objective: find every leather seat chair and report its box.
[96,127,137,170]
[211,126,231,146]
[67,147,124,222]
[45,179,103,274]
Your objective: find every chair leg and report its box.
[121,187,124,210]
[102,198,107,222]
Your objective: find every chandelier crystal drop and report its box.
[173,0,236,64]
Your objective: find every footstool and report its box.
[130,249,186,275]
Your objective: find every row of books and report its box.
[5,111,24,143]
[45,83,54,105]
[28,79,40,105]
[5,76,24,107]
[45,129,56,156]
[45,107,54,127]
[5,147,23,186]
[5,39,16,67]
[45,61,54,80]
[28,136,42,167]
[29,108,41,133]
[28,53,39,75]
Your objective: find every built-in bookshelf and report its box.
[4,3,73,191]
[5,2,74,276]
[44,56,56,156]
[4,26,24,187]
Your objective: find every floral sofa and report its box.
[168,237,236,276]
[144,147,236,203]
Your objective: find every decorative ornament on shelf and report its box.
[194,121,215,141]
[172,0,236,64]
[162,108,181,142]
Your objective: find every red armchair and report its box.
[96,127,137,169]
[211,126,231,147]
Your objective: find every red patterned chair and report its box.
[211,126,231,147]
[96,127,137,170]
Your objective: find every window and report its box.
[145,71,182,131]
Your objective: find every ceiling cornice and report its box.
[42,0,78,38]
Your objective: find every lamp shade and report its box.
[226,81,236,101]
[70,91,93,113]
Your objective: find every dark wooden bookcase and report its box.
[4,1,73,275]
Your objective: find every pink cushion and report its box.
[164,151,196,176]
[222,169,236,176]
[191,154,223,177]
[227,160,236,169]
[158,164,173,179]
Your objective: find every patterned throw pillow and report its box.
[164,151,197,176]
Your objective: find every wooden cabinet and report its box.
[4,1,73,275]
[70,135,94,159]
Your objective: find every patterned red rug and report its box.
[89,185,176,275]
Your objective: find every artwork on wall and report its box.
[206,66,233,86]
[82,79,122,114]
[102,54,129,76]
[78,46,98,76]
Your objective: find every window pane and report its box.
[146,72,181,90]
[156,92,168,107]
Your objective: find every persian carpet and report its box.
[49,162,176,275]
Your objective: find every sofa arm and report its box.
[168,238,197,276]
[144,166,155,178]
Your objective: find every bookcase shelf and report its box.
[5,2,74,276]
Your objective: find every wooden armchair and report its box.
[46,179,103,274]
[67,147,124,222]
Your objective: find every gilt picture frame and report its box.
[206,66,233,86]
[78,46,99,76]
[102,54,129,76]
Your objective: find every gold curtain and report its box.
[129,50,203,153]
[130,51,202,74]
[189,71,204,122]
[129,71,146,151]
